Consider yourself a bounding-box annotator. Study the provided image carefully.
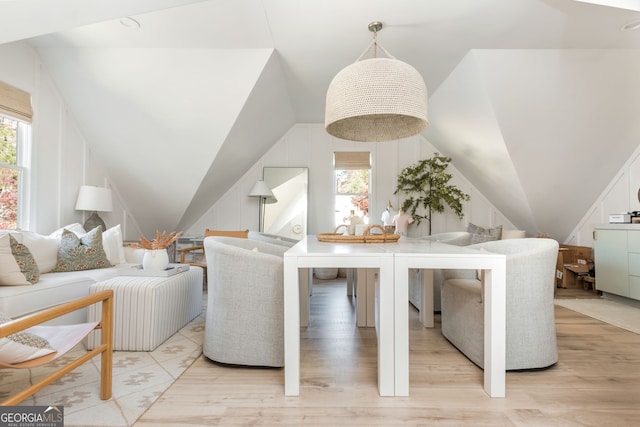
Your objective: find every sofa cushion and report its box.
[53,227,112,272]
[0,312,55,364]
[0,234,32,286]
[0,267,119,320]
[467,223,502,244]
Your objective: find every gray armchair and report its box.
[203,236,288,367]
[441,238,559,370]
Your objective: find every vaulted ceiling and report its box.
[3,0,640,240]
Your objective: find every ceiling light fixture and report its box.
[325,21,428,142]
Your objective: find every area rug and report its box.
[554,298,640,335]
[0,313,204,426]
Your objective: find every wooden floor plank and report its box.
[135,280,640,426]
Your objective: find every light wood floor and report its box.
[135,280,640,426]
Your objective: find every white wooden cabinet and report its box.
[594,225,640,301]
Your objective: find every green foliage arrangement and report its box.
[394,153,470,235]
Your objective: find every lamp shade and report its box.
[75,185,113,212]
[248,180,274,198]
[325,57,428,142]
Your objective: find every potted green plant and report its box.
[394,153,470,235]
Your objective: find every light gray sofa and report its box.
[409,232,472,312]
[441,238,559,370]
[203,236,287,367]
[0,224,139,324]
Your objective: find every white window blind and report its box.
[0,81,33,123]
[334,151,370,170]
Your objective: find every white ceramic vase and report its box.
[142,249,169,271]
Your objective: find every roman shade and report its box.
[0,81,33,123]
[334,152,371,170]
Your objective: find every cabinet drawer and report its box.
[629,231,640,253]
[630,253,640,276]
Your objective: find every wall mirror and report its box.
[263,167,308,240]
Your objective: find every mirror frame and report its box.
[262,167,308,240]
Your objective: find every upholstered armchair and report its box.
[409,232,472,312]
[179,229,249,290]
[203,236,287,367]
[440,238,559,370]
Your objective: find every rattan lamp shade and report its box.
[325,57,428,142]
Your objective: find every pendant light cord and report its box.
[356,31,396,62]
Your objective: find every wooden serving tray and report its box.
[317,224,400,243]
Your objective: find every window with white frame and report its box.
[334,151,371,228]
[0,82,33,230]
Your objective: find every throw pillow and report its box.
[0,234,31,286]
[0,312,56,365]
[52,227,112,272]
[20,231,60,274]
[467,223,502,244]
[9,235,39,284]
[49,223,86,238]
[102,224,126,265]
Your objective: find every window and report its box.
[334,152,371,227]
[0,82,33,230]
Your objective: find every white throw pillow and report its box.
[0,312,56,365]
[0,234,30,286]
[102,224,126,265]
[20,231,60,274]
[49,223,86,238]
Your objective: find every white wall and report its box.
[186,124,516,238]
[0,41,140,238]
[568,142,640,247]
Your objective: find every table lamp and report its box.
[75,185,113,232]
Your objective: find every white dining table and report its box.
[283,236,507,398]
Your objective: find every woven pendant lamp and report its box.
[325,22,428,142]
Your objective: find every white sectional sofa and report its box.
[0,223,141,324]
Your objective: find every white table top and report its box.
[285,235,498,257]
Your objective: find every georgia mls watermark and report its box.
[0,406,64,427]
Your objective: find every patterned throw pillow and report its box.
[53,227,112,272]
[0,234,31,286]
[0,312,56,365]
[467,223,502,245]
[9,234,40,284]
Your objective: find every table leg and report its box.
[483,266,506,398]
[377,257,396,396]
[284,257,300,396]
[392,257,409,396]
[299,268,309,328]
[420,269,434,328]
[356,269,367,327]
